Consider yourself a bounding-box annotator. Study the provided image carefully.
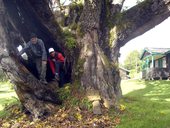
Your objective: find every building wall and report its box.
[166,53,170,70]
[142,55,170,79]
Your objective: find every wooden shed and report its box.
[119,67,130,80]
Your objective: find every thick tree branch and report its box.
[117,0,170,47]
[108,0,125,15]
[80,0,102,31]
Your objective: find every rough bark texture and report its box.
[78,0,122,108]
[0,0,170,118]
[0,0,62,118]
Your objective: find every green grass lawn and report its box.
[116,79,170,128]
[0,82,18,118]
[1,80,170,128]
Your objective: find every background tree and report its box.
[0,0,170,118]
[124,50,142,71]
[123,50,142,78]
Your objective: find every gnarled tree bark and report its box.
[0,0,62,119]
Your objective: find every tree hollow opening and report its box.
[4,0,72,84]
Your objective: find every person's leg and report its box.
[54,61,60,80]
[35,58,47,84]
[54,61,60,74]
[40,61,47,82]
[35,58,41,79]
[58,62,65,87]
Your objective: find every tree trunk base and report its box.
[92,100,102,115]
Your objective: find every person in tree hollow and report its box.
[18,33,47,84]
[48,48,65,87]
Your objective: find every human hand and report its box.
[42,60,47,64]
[17,52,21,57]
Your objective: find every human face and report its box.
[31,37,37,44]
[50,51,55,57]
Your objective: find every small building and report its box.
[119,67,130,80]
[140,47,170,80]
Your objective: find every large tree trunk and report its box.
[77,0,122,108]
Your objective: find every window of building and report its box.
[162,57,166,68]
[155,60,158,68]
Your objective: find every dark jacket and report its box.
[19,39,47,61]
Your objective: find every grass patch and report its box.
[0,81,18,118]
[114,80,170,128]
[2,79,170,127]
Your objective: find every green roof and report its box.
[140,47,170,60]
